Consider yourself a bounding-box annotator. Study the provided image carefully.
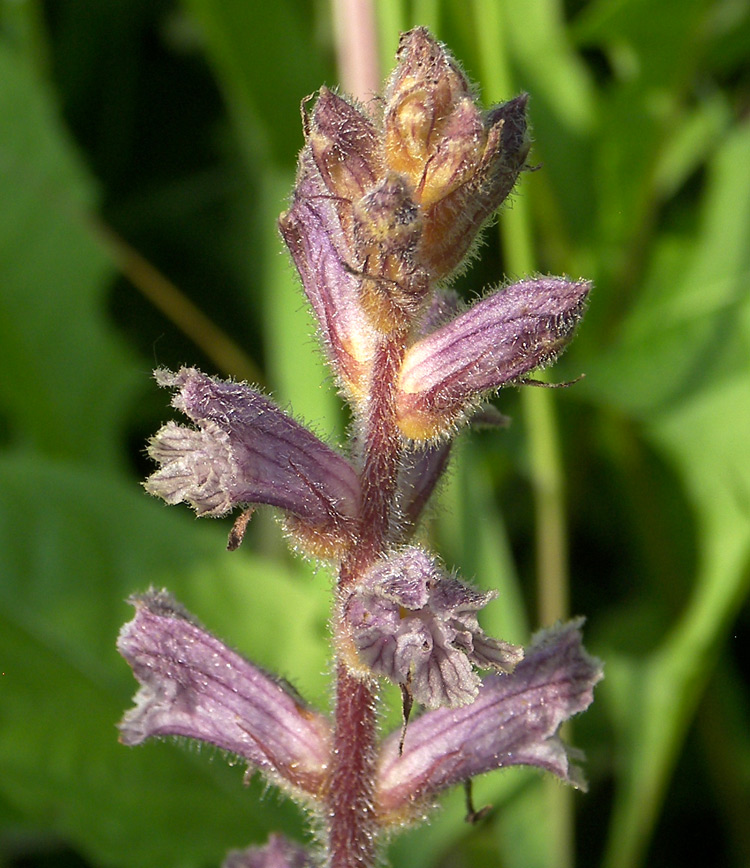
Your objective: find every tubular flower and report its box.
[117,591,331,801]
[376,619,603,823]
[144,367,360,554]
[396,277,591,439]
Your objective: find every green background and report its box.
[1,1,749,867]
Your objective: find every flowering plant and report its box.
[117,28,601,868]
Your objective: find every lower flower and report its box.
[375,619,603,824]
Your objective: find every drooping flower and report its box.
[345,547,523,708]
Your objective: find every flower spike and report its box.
[122,26,599,868]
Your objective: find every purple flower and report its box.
[144,367,360,553]
[279,151,378,395]
[222,834,312,868]
[117,591,331,800]
[375,619,603,822]
[396,277,591,439]
[345,548,523,708]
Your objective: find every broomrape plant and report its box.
[117,28,602,868]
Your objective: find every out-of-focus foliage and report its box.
[0,2,748,868]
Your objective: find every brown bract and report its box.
[280,27,531,350]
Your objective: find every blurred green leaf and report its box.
[0,42,137,465]
[585,120,750,868]
[182,0,329,167]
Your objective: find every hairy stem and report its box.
[327,335,405,868]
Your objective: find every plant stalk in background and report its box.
[117,28,601,868]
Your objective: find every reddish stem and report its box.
[327,335,405,868]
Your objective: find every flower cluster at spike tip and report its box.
[118,27,601,868]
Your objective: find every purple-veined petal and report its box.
[346,548,522,708]
[279,151,376,393]
[375,619,603,821]
[397,440,452,532]
[144,368,360,547]
[223,834,313,868]
[117,590,331,798]
[396,277,591,439]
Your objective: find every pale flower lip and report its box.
[117,590,331,799]
[144,367,361,538]
[395,277,592,439]
[347,547,522,709]
[375,619,603,821]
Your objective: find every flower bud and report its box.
[282,28,532,343]
[395,277,591,440]
[351,171,430,329]
[305,86,381,203]
[384,29,531,280]
[279,152,377,395]
[384,27,473,179]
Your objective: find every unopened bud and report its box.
[384,29,530,280]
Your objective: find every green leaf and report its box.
[0,43,138,465]
[585,120,750,868]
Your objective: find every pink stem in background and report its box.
[332,0,380,102]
